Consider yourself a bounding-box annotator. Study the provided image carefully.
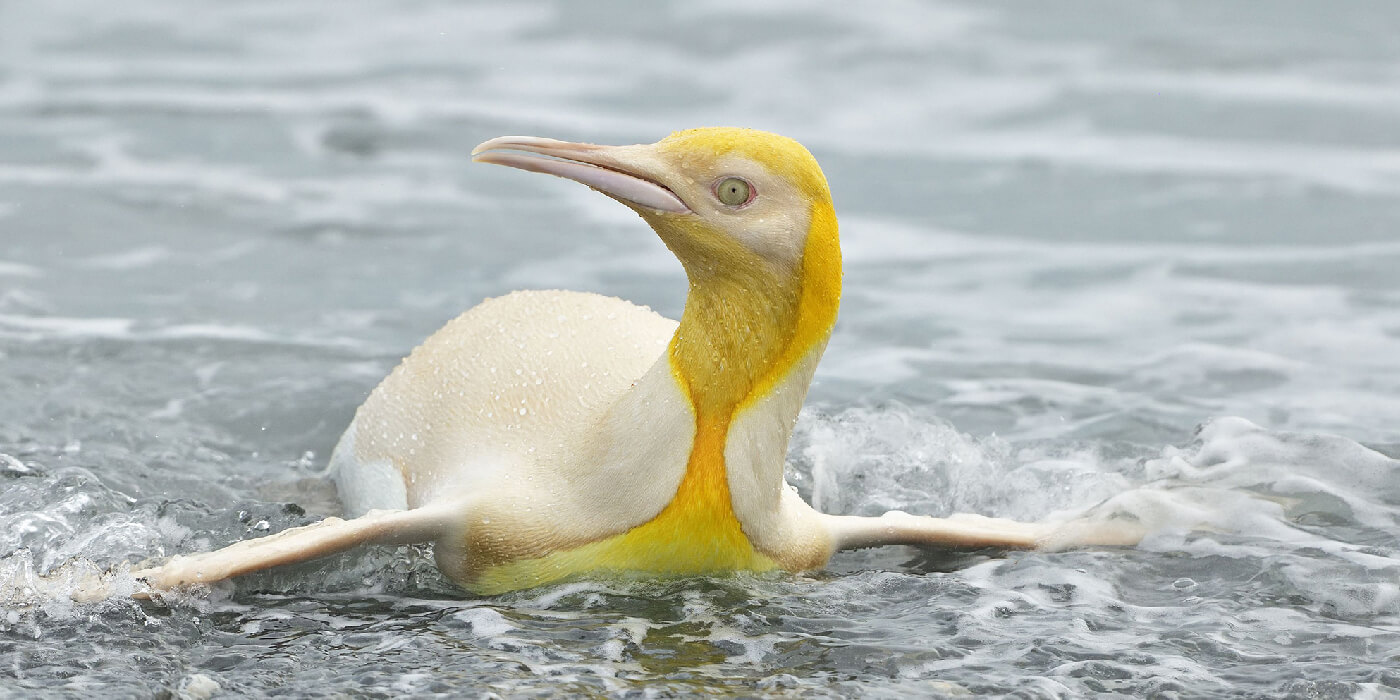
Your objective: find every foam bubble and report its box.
[453,606,514,638]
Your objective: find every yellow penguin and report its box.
[134,128,1141,596]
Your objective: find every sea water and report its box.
[2,1,1399,696]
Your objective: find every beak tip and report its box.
[470,136,506,158]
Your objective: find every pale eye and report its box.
[714,177,753,207]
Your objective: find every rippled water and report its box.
[3,1,1400,696]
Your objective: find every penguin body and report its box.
[128,128,1140,598]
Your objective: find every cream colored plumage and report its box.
[129,127,1143,597]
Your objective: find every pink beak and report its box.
[472,136,690,214]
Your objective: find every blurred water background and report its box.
[2,1,1399,696]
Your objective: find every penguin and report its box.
[134,128,1140,596]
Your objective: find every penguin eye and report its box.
[713,177,754,207]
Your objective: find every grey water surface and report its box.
[3,1,1400,697]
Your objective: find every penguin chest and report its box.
[466,417,779,594]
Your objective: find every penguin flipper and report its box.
[821,510,1145,553]
[134,505,457,592]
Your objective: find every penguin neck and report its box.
[660,201,841,490]
[592,202,840,562]
[669,265,802,419]
[662,202,841,425]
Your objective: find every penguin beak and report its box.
[472,136,690,214]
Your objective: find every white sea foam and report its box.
[453,606,514,638]
[798,405,1400,618]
